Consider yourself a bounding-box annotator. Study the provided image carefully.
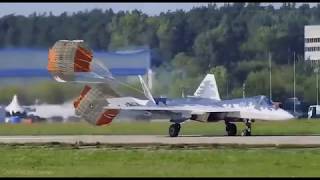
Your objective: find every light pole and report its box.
[242,83,246,98]
[317,61,319,106]
[226,76,229,99]
[312,61,319,106]
[269,52,272,101]
[293,52,296,114]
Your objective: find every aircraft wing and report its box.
[104,105,293,121]
[104,105,239,114]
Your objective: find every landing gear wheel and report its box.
[242,119,252,136]
[226,123,237,136]
[169,123,181,137]
[241,129,251,136]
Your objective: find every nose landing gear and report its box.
[241,119,253,136]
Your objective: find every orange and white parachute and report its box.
[47,40,121,126]
[48,40,113,83]
[47,40,145,126]
[73,84,120,126]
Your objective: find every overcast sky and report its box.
[0,3,318,17]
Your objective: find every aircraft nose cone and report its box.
[286,112,295,119]
[281,110,295,120]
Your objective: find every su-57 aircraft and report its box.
[105,74,294,137]
[47,40,294,137]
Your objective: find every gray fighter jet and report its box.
[101,74,294,137]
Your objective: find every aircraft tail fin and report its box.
[138,75,156,104]
[193,74,221,101]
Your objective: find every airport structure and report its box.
[305,25,320,61]
[0,47,152,89]
[305,25,320,116]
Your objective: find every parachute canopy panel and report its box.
[74,84,120,126]
[47,40,93,81]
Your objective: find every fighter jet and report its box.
[48,40,294,137]
[101,74,295,137]
[72,73,294,137]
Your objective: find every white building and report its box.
[305,25,320,61]
[28,102,76,121]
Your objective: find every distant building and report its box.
[304,25,320,106]
[305,25,320,61]
[27,102,76,122]
[0,47,152,88]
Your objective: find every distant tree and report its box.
[0,5,318,102]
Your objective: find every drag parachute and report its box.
[48,40,113,83]
[48,40,145,126]
[73,84,120,126]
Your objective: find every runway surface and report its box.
[1,135,320,147]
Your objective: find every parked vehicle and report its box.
[308,105,320,119]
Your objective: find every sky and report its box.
[0,3,318,17]
[0,3,210,17]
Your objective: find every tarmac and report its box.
[0,135,320,147]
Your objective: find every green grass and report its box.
[0,146,320,177]
[1,119,320,136]
[1,120,320,177]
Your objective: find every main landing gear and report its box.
[169,119,254,137]
[169,123,181,137]
[225,121,237,136]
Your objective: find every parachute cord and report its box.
[88,70,146,96]
[112,78,146,96]
[92,59,114,79]
[89,59,147,97]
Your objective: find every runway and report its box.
[1,135,320,147]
